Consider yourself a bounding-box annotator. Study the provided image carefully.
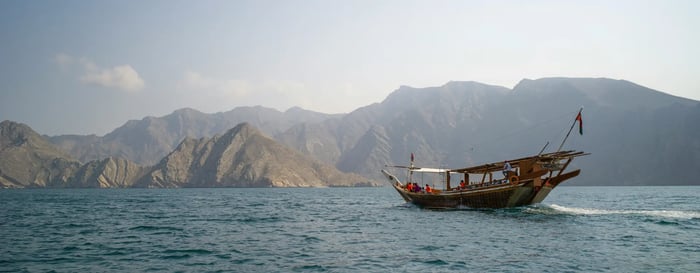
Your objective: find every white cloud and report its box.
[81,65,145,92]
[54,53,145,92]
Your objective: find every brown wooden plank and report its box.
[549,169,581,187]
[518,169,549,180]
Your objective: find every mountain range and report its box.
[0,121,373,188]
[2,77,699,187]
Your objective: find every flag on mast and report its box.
[556,108,584,152]
[575,112,583,135]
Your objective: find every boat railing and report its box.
[401,176,516,194]
[456,178,513,190]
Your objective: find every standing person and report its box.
[503,161,512,177]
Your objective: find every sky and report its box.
[1,0,698,136]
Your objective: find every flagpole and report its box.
[557,107,583,152]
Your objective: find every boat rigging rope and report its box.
[462,109,580,162]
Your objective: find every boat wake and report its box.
[527,204,700,220]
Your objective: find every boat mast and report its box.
[408,153,415,183]
[556,107,583,152]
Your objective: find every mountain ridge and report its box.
[1,121,375,188]
[0,120,80,188]
[6,77,700,186]
[135,122,376,188]
[48,106,339,165]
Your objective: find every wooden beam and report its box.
[556,158,573,176]
[449,150,585,174]
[550,169,581,187]
[445,171,451,190]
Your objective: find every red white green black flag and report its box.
[575,112,583,135]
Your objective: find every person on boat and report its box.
[413,183,421,192]
[503,161,513,177]
[406,182,413,192]
[459,180,466,189]
[425,184,432,193]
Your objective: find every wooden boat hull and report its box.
[384,169,579,209]
[382,150,586,209]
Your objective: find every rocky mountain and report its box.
[322,78,700,185]
[0,121,376,188]
[0,121,149,188]
[0,120,80,188]
[70,157,147,188]
[497,78,699,185]
[137,123,374,188]
[49,106,340,165]
[277,81,514,178]
[276,78,700,185]
[1,120,374,188]
[11,77,700,186]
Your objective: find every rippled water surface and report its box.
[1,187,699,272]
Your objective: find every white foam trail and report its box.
[542,204,700,219]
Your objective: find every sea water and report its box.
[1,187,698,272]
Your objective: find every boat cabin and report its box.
[399,150,586,193]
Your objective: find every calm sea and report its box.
[1,186,698,272]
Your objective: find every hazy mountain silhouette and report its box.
[279,78,699,185]
[49,106,340,165]
[8,77,700,186]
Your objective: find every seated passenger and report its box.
[425,184,432,193]
[459,180,466,189]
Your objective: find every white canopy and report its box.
[410,167,450,173]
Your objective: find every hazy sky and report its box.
[1,0,698,135]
